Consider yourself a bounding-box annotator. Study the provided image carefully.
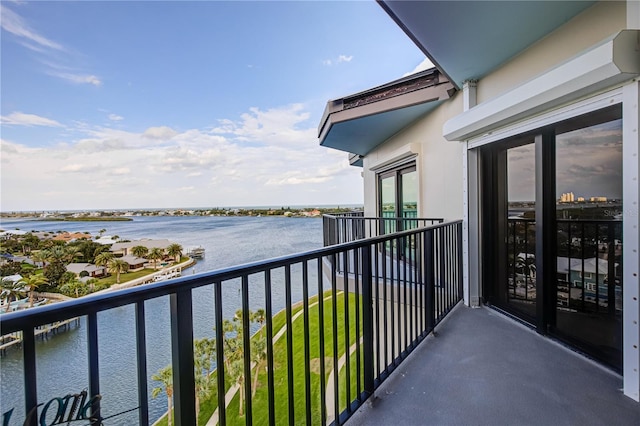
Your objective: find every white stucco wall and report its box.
[477,1,627,103]
[362,94,464,222]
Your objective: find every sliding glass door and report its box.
[482,105,623,371]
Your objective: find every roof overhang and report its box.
[318,68,456,158]
[378,0,597,89]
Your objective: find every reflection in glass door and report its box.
[553,117,623,370]
[505,143,537,320]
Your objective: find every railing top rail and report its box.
[1,220,462,333]
[322,213,444,222]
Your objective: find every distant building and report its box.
[52,232,92,243]
[110,239,174,256]
[590,196,608,202]
[66,263,107,278]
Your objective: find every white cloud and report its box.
[49,72,102,86]
[60,163,93,173]
[2,5,102,86]
[143,126,178,140]
[403,58,435,77]
[108,114,124,121]
[323,54,353,66]
[0,4,64,51]
[0,104,363,211]
[1,112,63,127]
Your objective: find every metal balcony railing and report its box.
[322,212,444,246]
[1,221,462,426]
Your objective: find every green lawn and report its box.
[152,290,363,426]
[225,290,362,426]
[94,268,157,286]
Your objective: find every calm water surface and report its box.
[0,215,324,424]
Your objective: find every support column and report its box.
[462,79,478,306]
[623,78,640,401]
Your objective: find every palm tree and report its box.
[151,366,174,426]
[94,252,114,267]
[98,229,107,237]
[131,245,148,258]
[166,243,183,263]
[194,338,216,419]
[19,274,49,307]
[45,246,69,264]
[1,278,26,313]
[147,248,164,270]
[60,278,88,298]
[31,250,49,268]
[107,258,129,284]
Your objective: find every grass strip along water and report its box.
[153,289,363,426]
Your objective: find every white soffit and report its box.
[443,30,640,142]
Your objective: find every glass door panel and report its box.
[505,143,537,320]
[554,118,623,370]
[379,174,396,234]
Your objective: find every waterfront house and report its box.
[109,239,173,257]
[119,255,148,272]
[65,263,107,278]
[319,0,640,404]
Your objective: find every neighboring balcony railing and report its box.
[322,212,444,246]
[1,221,462,426]
[507,218,622,311]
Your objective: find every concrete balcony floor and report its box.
[348,305,640,426]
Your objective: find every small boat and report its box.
[186,246,205,259]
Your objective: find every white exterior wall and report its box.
[477,1,627,102]
[362,94,464,221]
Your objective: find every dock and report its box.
[0,317,81,356]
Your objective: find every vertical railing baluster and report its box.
[302,261,312,425]
[382,240,389,373]
[361,244,375,397]
[214,282,226,426]
[374,240,381,378]
[264,271,275,426]
[23,326,38,426]
[87,312,101,425]
[317,258,327,426]
[403,234,408,354]
[135,302,149,426]
[389,236,395,364]
[285,265,295,425]
[331,253,340,424]
[354,244,361,399]
[396,236,402,359]
[458,222,463,301]
[343,249,351,412]
[170,289,196,425]
[241,275,253,425]
[425,230,435,332]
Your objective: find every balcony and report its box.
[2,216,639,425]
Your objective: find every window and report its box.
[378,164,417,219]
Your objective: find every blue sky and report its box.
[1,0,431,211]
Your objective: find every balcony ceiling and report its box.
[378,0,596,89]
[318,68,455,157]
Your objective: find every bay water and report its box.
[0,215,324,424]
